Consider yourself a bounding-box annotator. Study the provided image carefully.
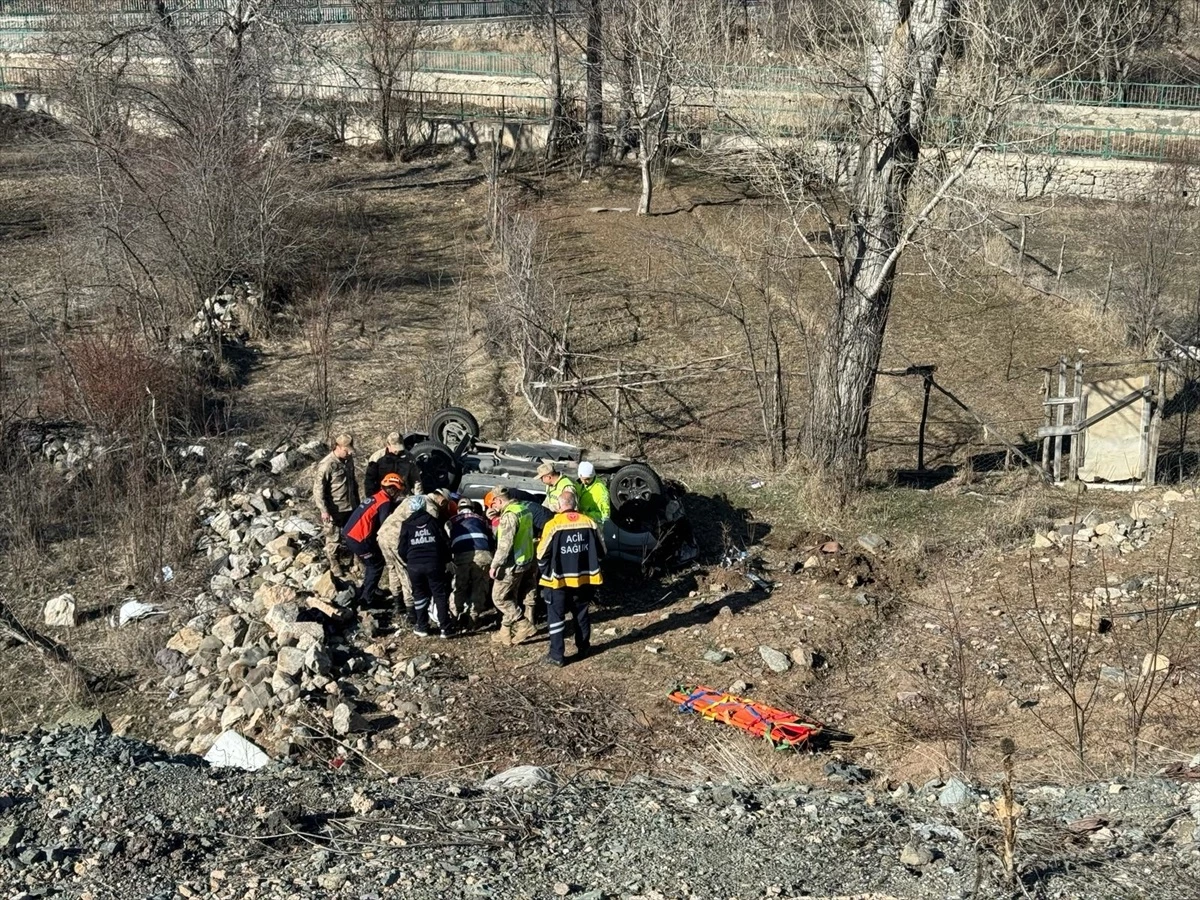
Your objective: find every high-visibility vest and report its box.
[545,475,579,510]
[497,500,534,566]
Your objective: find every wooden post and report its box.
[1055,236,1067,292]
[917,373,933,471]
[1145,362,1167,486]
[1018,215,1027,281]
[1054,356,1067,482]
[1069,356,1084,482]
[1041,369,1052,475]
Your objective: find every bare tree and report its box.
[606,0,706,215]
[1005,549,1102,774]
[670,214,798,468]
[347,0,424,161]
[1056,0,1184,90]
[707,2,1103,491]
[582,0,605,172]
[46,0,325,344]
[485,195,574,433]
[1113,164,1197,352]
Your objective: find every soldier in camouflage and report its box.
[312,433,359,578]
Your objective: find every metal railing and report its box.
[0,1,558,22]
[3,64,1200,163]
[1032,78,1200,112]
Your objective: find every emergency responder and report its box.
[364,431,423,496]
[312,433,359,577]
[341,473,405,609]
[449,498,495,628]
[536,461,579,512]
[576,461,611,524]
[486,487,538,646]
[399,490,453,638]
[376,470,417,621]
[536,491,605,666]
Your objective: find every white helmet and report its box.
[578,461,595,479]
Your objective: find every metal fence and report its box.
[413,48,540,78]
[0,1,558,20]
[1032,78,1200,112]
[4,64,1200,164]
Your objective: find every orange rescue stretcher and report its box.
[669,685,823,749]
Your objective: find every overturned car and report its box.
[404,407,697,568]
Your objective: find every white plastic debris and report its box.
[114,600,166,627]
[160,565,174,583]
[278,516,320,537]
[482,765,557,791]
[203,731,271,771]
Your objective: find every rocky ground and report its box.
[3,723,1200,899]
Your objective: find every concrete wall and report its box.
[2,85,1194,204]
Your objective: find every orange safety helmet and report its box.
[381,473,405,491]
[483,490,495,510]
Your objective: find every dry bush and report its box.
[1003,547,1103,776]
[888,585,991,774]
[453,674,650,770]
[54,334,207,436]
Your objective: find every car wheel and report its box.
[610,463,665,532]
[410,440,463,491]
[429,407,480,451]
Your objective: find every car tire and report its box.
[429,407,480,451]
[410,440,463,491]
[610,463,665,532]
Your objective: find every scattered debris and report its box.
[482,765,557,791]
[114,600,166,627]
[203,730,271,771]
[43,594,77,628]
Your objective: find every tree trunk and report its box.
[615,51,635,161]
[379,74,395,161]
[545,11,564,161]
[637,148,653,215]
[806,1,952,489]
[582,0,604,172]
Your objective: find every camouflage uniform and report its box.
[377,492,420,610]
[312,450,359,575]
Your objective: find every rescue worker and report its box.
[537,461,579,512]
[364,431,423,497]
[376,470,417,621]
[489,488,553,536]
[486,487,538,646]
[341,473,405,609]
[576,461,611,524]
[399,489,453,638]
[312,433,359,577]
[449,498,495,628]
[536,491,605,666]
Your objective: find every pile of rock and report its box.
[1030,497,1183,554]
[184,282,257,345]
[157,440,346,755]
[14,422,107,479]
[156,439,459,760]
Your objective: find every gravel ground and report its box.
[4,726,1200,899]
